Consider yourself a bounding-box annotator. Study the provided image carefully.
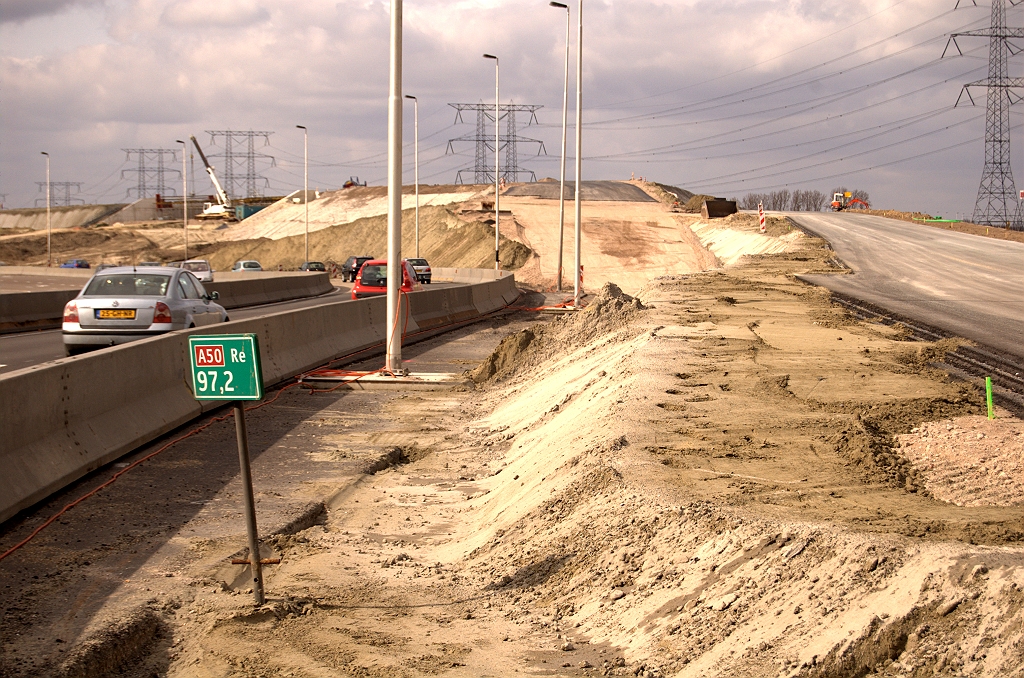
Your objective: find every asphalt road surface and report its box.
[791,212,1024,360]
[504,180,655,202]
[0,283,457,374]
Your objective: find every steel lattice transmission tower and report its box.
[204,131,276,199]
[446,103,546,184]
[35,182,84,206]
[947,0,1024,229]
[121,149,181,199]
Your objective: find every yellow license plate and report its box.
[97,309,136,320]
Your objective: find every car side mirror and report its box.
[205,291,219,301]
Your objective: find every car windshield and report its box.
[359,265,387,286]
[183,261,210,272]
[243,262,260,269]
[407,259,428,266]
[83,274,170,297]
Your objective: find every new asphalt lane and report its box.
[791,212,1024,360]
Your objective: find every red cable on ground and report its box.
[0,412,231,563]
[0,288,525,561]
[513,294,588,312]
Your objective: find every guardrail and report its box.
[0,271,335,333]
[0,270,517,524]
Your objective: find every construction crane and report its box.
[190,135,235,220]
[831,191,870,212]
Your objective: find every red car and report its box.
[351,259,422,300]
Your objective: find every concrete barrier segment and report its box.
[0,269,519,525]
[0,272,335,332]
[0,333,203,523]
[0,289,81,333]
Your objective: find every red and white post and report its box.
[758,202,766,234]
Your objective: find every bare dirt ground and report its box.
[2,209,1024,677]
[220,186,486,242]
[0,222,225,268]
[497,197,716,294]
[0,205,527,274]
[203,206,531,273]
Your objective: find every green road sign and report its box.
[188,334,263,401]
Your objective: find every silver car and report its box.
[62,266,229,356]
[182,259,214,283]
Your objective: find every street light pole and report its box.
[41,152,51,267]
[550,1,570,292]
[176,140,188,261]
[573,0,583,307]
[385,0,405,374]
[404,95,420,258]
[296,125,308,265]
[484,53,500,273]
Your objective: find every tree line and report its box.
[738,187,870,211]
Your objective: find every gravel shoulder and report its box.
[1,219,1022,677]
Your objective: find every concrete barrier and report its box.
[0,270,518,524]
[0,271,334,332]
[207,272,335,309]
[0,266,95,279]
[0,289,81,332]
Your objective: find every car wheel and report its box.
[223,316,230,322]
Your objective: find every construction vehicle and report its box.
[190,135,235,221]
[831,191,870,212]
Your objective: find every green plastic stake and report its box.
[985,377,995,420]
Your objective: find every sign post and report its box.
[758,202,766,234]
[188,334,266,605]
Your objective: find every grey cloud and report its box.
[160,0,269,28]
[0,0,102,23]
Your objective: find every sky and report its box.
[0,0,1016,217]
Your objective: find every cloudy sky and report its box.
[0,0,1014,217]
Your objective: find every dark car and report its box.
[300,261,327,272]
[341,255,375,282]
[406,258,432,284]
[59,259,90,269]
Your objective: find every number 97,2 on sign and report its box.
[187,334,264,401]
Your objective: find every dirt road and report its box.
[1,215,1023,677]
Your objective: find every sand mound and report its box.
[689,212,803,266]
[681,194,717,213]
[203,205,531,272]
[220,185,487,242]
[470,282,646,383]
[897,415,1024,507]
[0,223,220,267]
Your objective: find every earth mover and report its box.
[831,191,870,212]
